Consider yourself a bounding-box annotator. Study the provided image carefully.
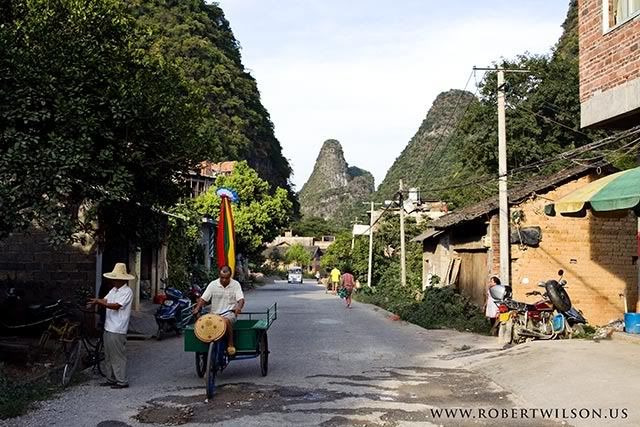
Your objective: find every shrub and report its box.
[400,287,490,334]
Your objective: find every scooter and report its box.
[155,285,202,340]
[0,288,68,335]
[494,270,587,344]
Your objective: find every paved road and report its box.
[3,280,557,427]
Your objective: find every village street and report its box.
[1,280,638,427]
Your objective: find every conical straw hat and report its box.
[194,314,227,343]
[103,263,135,281]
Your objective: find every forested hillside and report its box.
[378,0,618,209]
[131,0,292,189]
[376,90,476,199]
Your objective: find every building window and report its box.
[607,0,640,28]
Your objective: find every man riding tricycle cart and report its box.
[184,266,277,399]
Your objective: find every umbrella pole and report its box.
[637,216,640,312]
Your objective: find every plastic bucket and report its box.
[624,313,640,334]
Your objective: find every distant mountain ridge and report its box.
[298,139,374,226]
[377,89,477,199]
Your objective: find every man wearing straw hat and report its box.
[89,262,134,389]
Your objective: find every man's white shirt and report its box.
[104,285,133,334]
[201,279,244,314]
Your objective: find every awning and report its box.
[545,166,640,215]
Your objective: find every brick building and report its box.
[413,166,637,326]
[188,161,236,197]
[579,0,640,127]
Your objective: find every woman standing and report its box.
[484,275,501,335]
[339,269,356,308]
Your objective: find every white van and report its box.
[287,267,303,284]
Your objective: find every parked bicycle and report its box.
[38,305,106,387]
[38,310,82,387]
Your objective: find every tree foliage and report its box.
[192,161,293,259]
[129,0,292,190]
[0,0,206,244]
[167,161,293,284]
[291,216,339,239]
[284,244,312,267]
[377,1,622,210]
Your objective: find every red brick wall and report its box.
[579,0,640,103]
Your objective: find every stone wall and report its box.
[0,227,96,300]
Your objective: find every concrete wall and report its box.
[502,173,638,326]
[579,0,640,126]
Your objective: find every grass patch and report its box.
[572,324,597,340]
[0,367,59,419]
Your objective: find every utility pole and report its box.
[350,216,359,250]
[474,66,529,286]
[399,180,407,287]
[362,201,382,287]
[497,69,509,287]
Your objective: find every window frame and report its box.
[603,0,640,33]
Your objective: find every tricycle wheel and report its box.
[206,342,217,399]
[259,332,269,377]
[195,352,206,378]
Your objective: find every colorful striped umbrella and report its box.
[216,188,238,274]
[545,166,640,215]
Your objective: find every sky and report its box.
[216,0,571,191]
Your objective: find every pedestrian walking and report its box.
[338,268,356,308]
[329,267,341,295]
[89,263,134,389]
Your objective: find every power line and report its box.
[510,102,592,138]
[412,126,640,194]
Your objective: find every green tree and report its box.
[167,162,293,284]
[291,216,340,238]
[284,244,312,267]
[192,161,293,259]
[0,0,206,244]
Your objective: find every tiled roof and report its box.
[427,165,598,231]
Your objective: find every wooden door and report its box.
[457,251,488,307]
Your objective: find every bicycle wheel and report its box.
[206,342,218,399]
[62,339,81,387]
[259,332,269,377]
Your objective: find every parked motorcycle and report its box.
[494,270,587,345]
[155,285,202,340]
[0,288,67,335]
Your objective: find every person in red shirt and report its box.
[339,268,356,308]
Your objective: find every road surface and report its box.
[2,280,558,427]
